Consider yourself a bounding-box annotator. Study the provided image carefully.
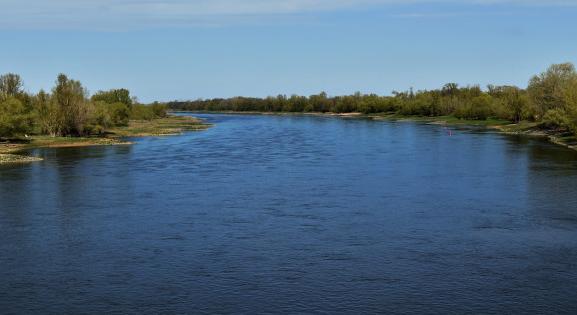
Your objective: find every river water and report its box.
[2,113,577,314]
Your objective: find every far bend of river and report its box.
[2,113,577,314]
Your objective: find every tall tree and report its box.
[0,73,23,97]
[528,63,577,118]
[52,74,88,136]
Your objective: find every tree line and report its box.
[0,74,167,138]
[168,63,577,135]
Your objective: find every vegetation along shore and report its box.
[169,63,577,150]
[0,74,210,164]
[3,62,577,164]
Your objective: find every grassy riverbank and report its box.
[351,112,577,150]
[365,113,508,126]
[372,113,577,150]
[0,116,210,164]
[494,122,577,151]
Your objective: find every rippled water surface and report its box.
[2,113,577,314]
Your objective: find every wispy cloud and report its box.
[1,0,576,30]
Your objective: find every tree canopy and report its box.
[0,74,166,139]
[167,63,577,136]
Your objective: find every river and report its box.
[2,113,577,314]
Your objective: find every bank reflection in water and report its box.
[1,144,134,221]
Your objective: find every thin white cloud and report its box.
[1,0,576,30]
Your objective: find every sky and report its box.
[1,0,576,102]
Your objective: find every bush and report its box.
[151,103,167,118]
[130,104,164,120]
[109,102,130,126]
[543,108,571,129]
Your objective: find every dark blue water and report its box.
[2,113,577,314]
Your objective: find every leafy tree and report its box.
[91,89,133,108]
[309,92,332,112]
[489,85,528,123]
[32,90,58,135]
[91,89,132,126]
[52,74,89,136]
[0,97,30,138]
[542,108,571,129]
[528,63,577,119]
[108,102,130,126]
[130,104,158,120]
[0,73,23,97]
[559,76,577,135]
[86,101,113,134]
[151,102,167,118]
[441,83,459,97]
[454,94,493,120]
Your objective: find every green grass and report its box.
[496,121,541,133]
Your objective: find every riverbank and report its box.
[493,122,577,151]
[367,113,577,151]
[376,114,577,150]
[177,110,506,124]
[183,110,577,151]
[0,115,211,164]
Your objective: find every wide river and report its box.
[2,113,577,314]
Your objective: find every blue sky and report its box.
[1,0,576,102]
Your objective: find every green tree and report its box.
[454,94,493,120]
[32,90,58,135]
[86,101,113,134]
[528,63,577,119]
[0,73,23,97]
[559,76,577,135]
[0,97,30,138]
[91,89,133,108]
[489,86,528,123]
[151,102,167,118]
[108,102,130,126]
[441,83,459,97]
[52,74,89,136]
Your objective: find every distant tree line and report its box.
[0,73,167,138]
[168,63,577,135]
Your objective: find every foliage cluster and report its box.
[168,63,577,135]
[0,74,167,138]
